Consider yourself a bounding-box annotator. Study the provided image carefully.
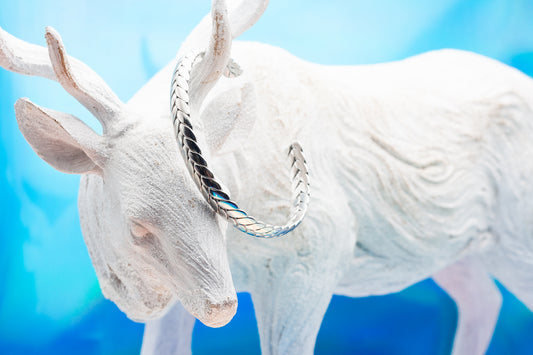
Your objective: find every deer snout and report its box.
[200,297,238,328]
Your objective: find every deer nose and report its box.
[201,297,238,328]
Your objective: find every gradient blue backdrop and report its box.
[1,0,533,354]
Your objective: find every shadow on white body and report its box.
[2,0,533,354]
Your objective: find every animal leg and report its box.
[486,255,533,311]
[250,259,339,355]
[140,301,196,355]
[238,181,354,355]
[433,257,502,355]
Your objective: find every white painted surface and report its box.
[3,0,533,354]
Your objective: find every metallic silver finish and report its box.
[170,53,310,238]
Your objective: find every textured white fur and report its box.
[2,0,533,354]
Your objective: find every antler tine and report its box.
[0,26,57,80]
[45,27,124,132]
[228,0,269,39]
[188,0,232,115]
[177,0,269,116]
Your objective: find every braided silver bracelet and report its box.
[170,53,310,238]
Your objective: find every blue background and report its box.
[1,0,533,354]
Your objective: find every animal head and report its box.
[0,0,277,327]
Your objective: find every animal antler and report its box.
[176,0,269,114]
[0,27,56,80]
[0,26,124,132]
[188,0,233,114]
[227,0,269,38]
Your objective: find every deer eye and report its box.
[130,221,152,239]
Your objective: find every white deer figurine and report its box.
[2,0,533,354]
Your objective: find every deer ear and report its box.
[15,98,106,174]
[200,77,257,155]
